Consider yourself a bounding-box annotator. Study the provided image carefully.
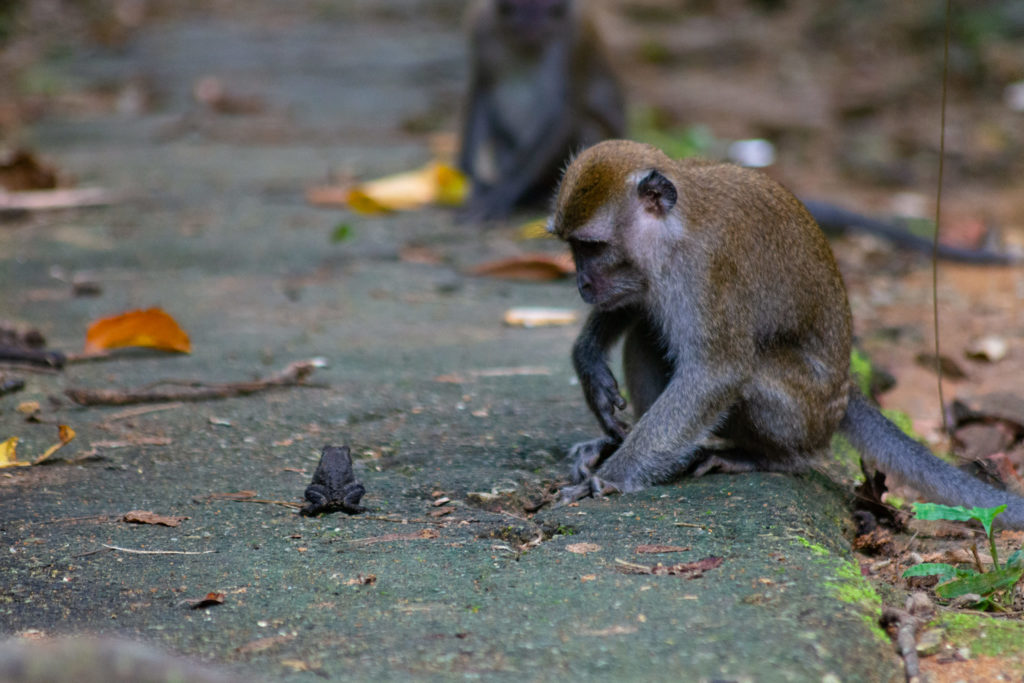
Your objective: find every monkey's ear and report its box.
[637,170,677,216]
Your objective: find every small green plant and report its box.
[902,503,1024,610]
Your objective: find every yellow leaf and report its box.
[345,162,468,214]
[433,163,469,206]
[0,437,29,468]
[33,425,76,465]
[519,218,553,240]
[84,308,191,354]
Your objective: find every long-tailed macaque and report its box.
[549,139,1024,527]
[458,0,626,221]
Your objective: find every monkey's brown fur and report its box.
[551,140,1024,527]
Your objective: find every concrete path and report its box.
[0,4,899,681]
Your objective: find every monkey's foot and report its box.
[556,476,622,506]
[567,435,620,483]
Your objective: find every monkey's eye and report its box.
[570,239,605,261]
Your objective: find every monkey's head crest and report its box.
[551,140,674,239]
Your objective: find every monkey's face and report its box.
[568,236,646,310]
[495,0,571,49]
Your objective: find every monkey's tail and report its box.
[840,390,1024,529]
[802,199,1021,265]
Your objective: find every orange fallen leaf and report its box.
[307,162,468,213]
[469,253,574,281]
[84,308,191,354]
[0,437,29,468]
[32,424,76,464]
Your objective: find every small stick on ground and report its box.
[101,544,215,555]
[232,498,304,510]
[0,347,65,368]
[0,187,117,211]
[65,358,325,406]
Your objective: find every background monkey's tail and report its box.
[839,389,1024,529]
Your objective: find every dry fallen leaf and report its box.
[307,162,468,213]
[16,401,40,415]
[615,556,724,578]
[343,574,377,586]
[188,592,225,609]
[84,308,191,354]
[123,510,188,527]
[566,542,602,554]
[0,437,29,468]
[33,425,76,464]
[0,149,57,191]
[503,307,579,328]
[469,253,574,281]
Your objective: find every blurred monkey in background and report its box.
[458,0,626,221]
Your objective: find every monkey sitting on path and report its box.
[549,139,1024,527]
[457,0,626,221]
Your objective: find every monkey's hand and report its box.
[580,365,629,441]
[567,435,620,483]
[556,475,623,506]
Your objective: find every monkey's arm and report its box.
[802,200,1021,265]
[572,308,634,441]
[841,390,1024,528]
[562,367,739,502]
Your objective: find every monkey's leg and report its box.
[723,358,847,471]
[622,317,672,419]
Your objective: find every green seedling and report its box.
[330,222,353,243]
[902,503,1024,610]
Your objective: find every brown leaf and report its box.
[399,246,444,265]
[188,592,225,609]
[914,352,967,380]
[122,510,187,527]
[33,424,76,464]
[428,507,453,518]
[469,253,574,281]
[0,149,57,191]
[84,308,191,354]
[235,635,294,655]
[635,544,691,554]
[566,542,602,554]
[616,556,723,578]
[194,490,258,503]
[343,574,377,586]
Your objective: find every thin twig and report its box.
[65,358,325,406]
[232,498,304,510]
[97,403,185,424]
[0,187,117,211]
[101,544,214,555]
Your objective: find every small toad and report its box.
[300,445,366,516]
